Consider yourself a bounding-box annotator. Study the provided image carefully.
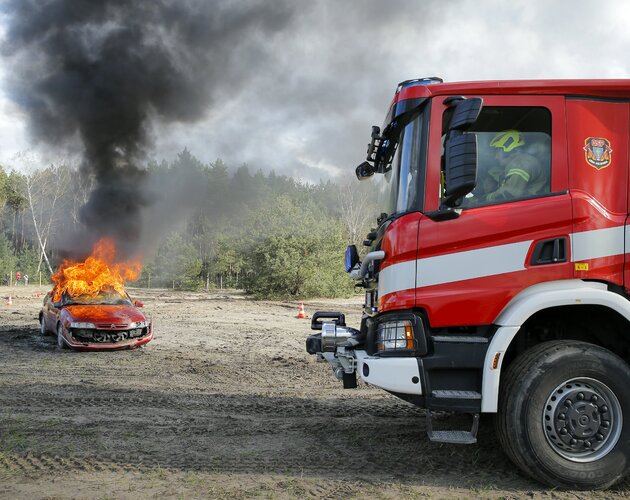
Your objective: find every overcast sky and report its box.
[1,0,630,183]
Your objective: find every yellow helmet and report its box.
[490,130,525,153]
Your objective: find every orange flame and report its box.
[51,239,142,302]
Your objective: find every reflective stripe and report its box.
[416,241,532,288]
[506,168,530,182]
[378,226,627,297]
[572,226,625,262]
[379,259,416,297]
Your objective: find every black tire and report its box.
[39,315,47,336]
[56,323,69,350]
[496,340,630,490]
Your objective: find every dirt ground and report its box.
[0,285,628,499]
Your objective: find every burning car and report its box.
[39,238,153,350]
[39,290,153,350]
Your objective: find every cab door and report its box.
[416,95,572,328]
[565,99,629,289]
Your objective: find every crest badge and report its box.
[583,137,613,170]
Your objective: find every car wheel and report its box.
[39,316,47,336]
[496,340,630,489]
[56,323,69,349]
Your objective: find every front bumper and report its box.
[307,310,492,413]
[62,325,154,350]
[355,350,422,394]
[309,342,422,395]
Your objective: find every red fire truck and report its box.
[306,78,630,489]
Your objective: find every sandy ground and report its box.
[0,285,628,499]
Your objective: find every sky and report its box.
[2,0,630,183]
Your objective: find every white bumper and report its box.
[355,350,423,395]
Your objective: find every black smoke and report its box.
[2,0,294,260]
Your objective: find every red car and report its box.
[39,290,153,350]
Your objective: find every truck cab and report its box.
[307,78,630,490]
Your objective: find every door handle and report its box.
[530,237,567,265]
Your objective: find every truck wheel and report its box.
[495,340,630,489]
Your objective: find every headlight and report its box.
[130,321,148,328]
[70,322,96,329]
[376,320,415,352]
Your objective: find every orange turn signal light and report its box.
[492,352,501,370]
[405,324,414,349]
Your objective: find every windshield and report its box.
[61,290,133,306]
[372,108,427,219]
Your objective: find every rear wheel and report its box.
[496,340,630,489]
[56,323,68,349]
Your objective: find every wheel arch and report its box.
[481,279,630,412]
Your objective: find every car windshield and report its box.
[371,107,427,219]
[61,290,133,306]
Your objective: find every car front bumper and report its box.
[63,326,154,351]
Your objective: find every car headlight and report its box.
[376,320,415,352]
[130,321,148,329]
[70,322,96,329]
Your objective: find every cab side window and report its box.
[457,106,551,207]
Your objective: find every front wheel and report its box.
[56,323,69,350]
[496,340,630,489]
[39,316,48,336]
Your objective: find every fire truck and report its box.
[306,78,630,489]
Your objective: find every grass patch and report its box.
[0,418,31,452]
[44,417,64,427]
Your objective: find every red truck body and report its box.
[307,79,630,489]
[382,81,629,323]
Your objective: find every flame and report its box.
[51,239,142,302]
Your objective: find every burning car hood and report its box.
[64,305,147,325]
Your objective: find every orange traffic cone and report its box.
[296,303,308,319]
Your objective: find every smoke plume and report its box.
[2,0,294,260]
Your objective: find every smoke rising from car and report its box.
[2,0,294,260]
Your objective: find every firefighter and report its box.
[485,129,547,202]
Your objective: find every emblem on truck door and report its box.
[583,137,613,169]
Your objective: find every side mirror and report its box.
[443,133,478,208]
[355,161,375,180]
[134,299,144,308]
[448,97,483,130]
[345,245,360,272]
[440,97,482,209]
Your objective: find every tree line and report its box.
[0,150,377,298]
